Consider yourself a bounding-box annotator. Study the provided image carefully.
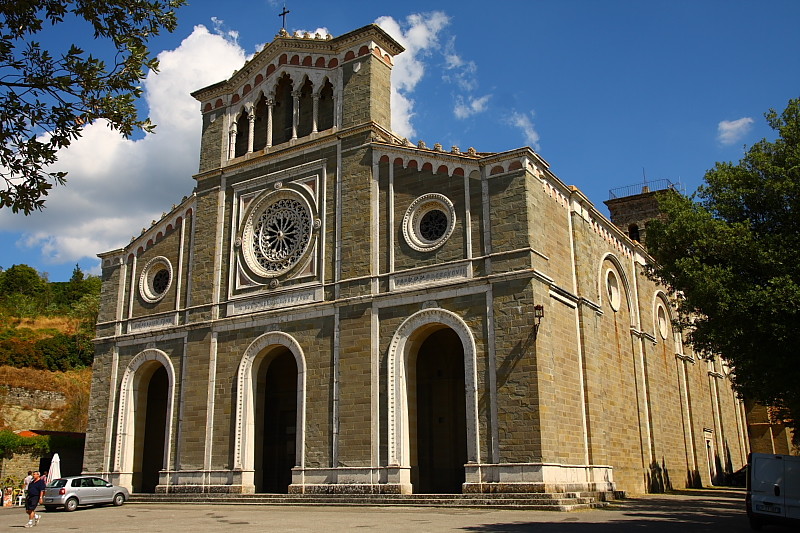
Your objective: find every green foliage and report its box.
[0,265,46,298]
[0,0,187,214]
[0,262,100,370]
[0,337,45,368]
[0,430,82,458]
[1,263,102,321]
[0,430,49,458]
[646,97,800,437]
[0,331,93,371]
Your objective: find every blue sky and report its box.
[1,0,799,281]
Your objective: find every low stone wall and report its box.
[0,387,66,409]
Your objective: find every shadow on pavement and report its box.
[458,488,788,532]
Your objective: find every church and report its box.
[84,23,752,497]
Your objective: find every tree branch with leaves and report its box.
[0,0,186,214]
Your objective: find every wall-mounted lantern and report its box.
[534,304,545,337]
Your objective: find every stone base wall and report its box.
[137,462,616,495]
[464,462,615,494]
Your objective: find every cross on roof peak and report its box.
[279,4,290,30]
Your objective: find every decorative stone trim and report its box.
[402,193,456,252]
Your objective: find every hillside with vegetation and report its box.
[0,264,98,434]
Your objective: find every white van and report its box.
[746,452,800,530]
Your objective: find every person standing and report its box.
[22,471,33,495]
[24,471,45,528]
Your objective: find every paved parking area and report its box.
[0,488,792,531]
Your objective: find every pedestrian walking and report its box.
[24,471,45,528]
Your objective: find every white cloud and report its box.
[0,24,246,267]
[376,12,450,138]
[454,95,491,119]
[717,117,754,145]
[508,111,541,151]
[211,17,240,46]
[442,37,478,92]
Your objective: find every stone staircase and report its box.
[129,491,620,511]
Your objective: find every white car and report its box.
[43,476,129,512]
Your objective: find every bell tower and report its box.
[604,179,683,246]
[191,25,404,174]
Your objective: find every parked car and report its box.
[42,476,129,512]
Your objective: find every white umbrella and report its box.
[47,453,61,482]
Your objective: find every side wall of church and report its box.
[577,245,643,493]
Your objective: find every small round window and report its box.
[403,193,456,252]
[139,257,173,303]
[606,269,621,311]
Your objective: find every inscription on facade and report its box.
[128,315,176,333]
[228,287,321,316]
[391,264,470,290]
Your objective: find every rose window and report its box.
[241,191,314,278]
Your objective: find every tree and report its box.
[0,264,46,298]
[646,97,800,439]
[0,0,186,214]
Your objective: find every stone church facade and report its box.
[85,24,750,496]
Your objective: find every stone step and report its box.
[135,491,609,500]
[128,492,612,511]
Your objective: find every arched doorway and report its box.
[254,347,298,493]
[132,364,168,493]
[411,328,467,493]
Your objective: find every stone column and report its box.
[228,122,237,159]
[312,94,320,133]
[291,90,301,140]
[266,98,274,148]
[246,104,255,154]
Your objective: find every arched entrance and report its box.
[412,328,467,493]
[132,364,168,493]
[254,347,298,493]
[387,308,480,494]
[115,349,175,493]
[234,332,306,493]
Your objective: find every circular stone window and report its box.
[139,257,173,303]
[402,193,456,252]
[606,269,621,311]
[240,190,314,278]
